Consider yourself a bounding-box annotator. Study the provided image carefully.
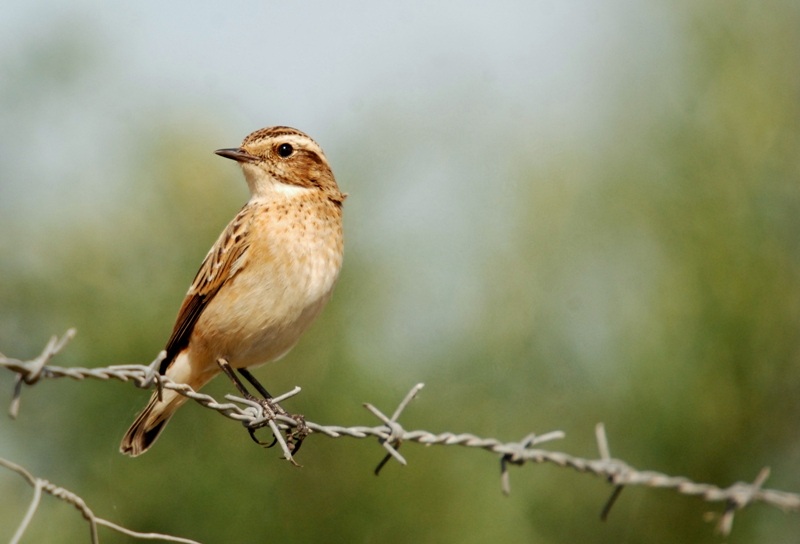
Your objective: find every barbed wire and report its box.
[2,329,799,543]
[0,456,201,544]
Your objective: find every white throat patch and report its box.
[272,182,314,198]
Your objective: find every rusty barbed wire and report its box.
[2,329,799,541]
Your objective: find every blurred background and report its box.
[1,1,799,542]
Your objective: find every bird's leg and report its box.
[216,359,308,455]
[217,359,255,398]
[216,359,277,447]
[237,368,273,399]
[236,367,309,452]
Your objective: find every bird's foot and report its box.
[246,402,309,466]
[216,358,308,464]
[246,398,308,453]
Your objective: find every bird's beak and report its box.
[214,148,260,163]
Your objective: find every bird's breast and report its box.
[192,195,343,368]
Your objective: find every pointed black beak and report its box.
[214,148,260,163]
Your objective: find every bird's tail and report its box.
[119,390,187,457]
[120,350,218,456]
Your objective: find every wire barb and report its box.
[715,466,772,536]
[500,431,565,495]
[364,383,424,474]
[8,329,77,418]
[595,423,625,521]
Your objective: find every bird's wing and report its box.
[161,205,254,373]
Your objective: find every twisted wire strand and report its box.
[2,330,799,541]
[0,457,201,544]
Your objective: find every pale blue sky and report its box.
[2,0,680,158]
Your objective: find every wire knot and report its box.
[715,467,771,535]
[7,329,76,419]
[365,383,425,475]
[137,351,167,401]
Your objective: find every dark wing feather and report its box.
[160,206,253,373]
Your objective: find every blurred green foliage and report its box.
[1,2,799,543]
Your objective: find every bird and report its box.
[120,126,345,457]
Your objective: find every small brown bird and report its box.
[120,126,345,456]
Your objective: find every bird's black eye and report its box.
[276,143,294,158]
